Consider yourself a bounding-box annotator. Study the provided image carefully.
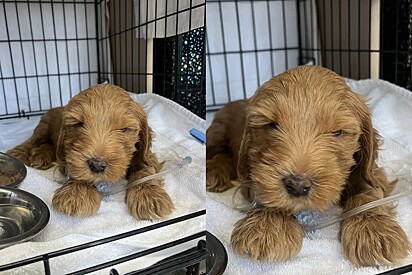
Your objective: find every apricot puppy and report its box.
[206,66,410,266]
[8,84,174,220]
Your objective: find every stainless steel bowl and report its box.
[0,152,27,187]
[0,187,49,248]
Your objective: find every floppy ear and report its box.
[56,122,67,176]
[129,102,158,170]
[237,118,256,201]
[237,124,251,183]
[350,94,380,189]
[136,113,153,166]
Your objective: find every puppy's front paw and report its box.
[7,148,30,166]
[29,145,54,170]
[52,181,102,216]
[126,180,174,220]
[206,156,234,193]
[341,206,410,266]
[231,208,303,261]
[206,168,232,193]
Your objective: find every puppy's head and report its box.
[238,66,378,213]
[56,84,152,183]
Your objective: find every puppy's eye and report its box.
[267,122,278,131]
[76,122,84,128]
[332,130,343,137]
[120,127,129,132]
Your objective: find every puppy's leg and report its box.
[52,180,102,216]
[7,109,60,169]
[206,122,236,192]
[29,143,55,170]
[231,207,303,261]
[206,154,235,192]
[126,154,174,220]
[9,141,55,170]
[7,146,30,165]
[340,171,410,266]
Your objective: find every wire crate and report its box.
[206,0,412,111]
[0,210,228,274]
[0,0,217,274]
[0,0,206,119]
[205,1,412,274]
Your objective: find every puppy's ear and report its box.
[56,122,67,176]
[237,120,256,201]
[351,93,380,188]
[237,124,251,183]
[131,102,155,168]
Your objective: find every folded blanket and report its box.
[206,79,412,274]
[0,93,206,274]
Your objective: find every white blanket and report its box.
[0,93,206,274]
[206,79,412,274]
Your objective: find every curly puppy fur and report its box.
[8,84,174,219]
[206,66,410,266]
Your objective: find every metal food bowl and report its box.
[0,152,27,187]
[0,187,49,249]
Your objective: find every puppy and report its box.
[206,66,410,266]
[8,84,174,220]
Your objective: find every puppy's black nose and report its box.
[283,175,312,197]
[87,158,107,173]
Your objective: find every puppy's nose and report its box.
[283,175,312,197]
[87,158,107,173]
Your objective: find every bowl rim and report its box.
[0,186,50,248]
[0,152,27,188]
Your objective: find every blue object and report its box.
[190,128,206,144]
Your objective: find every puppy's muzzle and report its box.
[283,174,312,197]
[87,158,107,173]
